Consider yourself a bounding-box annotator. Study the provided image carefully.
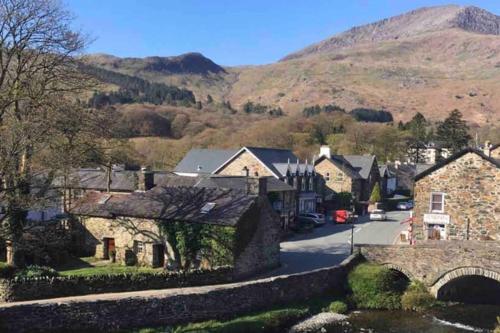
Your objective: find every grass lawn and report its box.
[56,257,163,277]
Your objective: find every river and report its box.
[337,305,500,333]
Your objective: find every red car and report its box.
[333,210,356,224]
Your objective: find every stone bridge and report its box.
[357,241,500,297]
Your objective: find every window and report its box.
[430,193,445,213]
[308,178,314,191]
[134,240,144,254]
[241,167,249,176]
[301,178,306,191]
[325,172,330,181]
[336,172,344,181]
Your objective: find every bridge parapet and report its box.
[356,241,500,288]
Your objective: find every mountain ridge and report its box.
[282,5,500,61]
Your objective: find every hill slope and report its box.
[281,5,500,61]
[85,5,500,125]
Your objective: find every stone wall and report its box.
[216,151,273,177]
[233,197,281,278]
[0,255,361,333]
[315,159,354,197]
[358,241,500,286]
[414,152,500,241]
[80,216,164,266]
[0,267,233,302]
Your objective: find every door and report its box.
[103,238,115,259]
[152,244,165,268]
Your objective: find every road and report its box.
[266,210,410,276]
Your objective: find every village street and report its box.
[266,211,410,276]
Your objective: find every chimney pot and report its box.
[319,145,331,159]
[138,167,154,191]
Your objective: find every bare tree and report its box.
[0,0,92,266]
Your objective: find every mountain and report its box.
[281,5,500,61]
[86,5,500,125]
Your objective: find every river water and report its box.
[338,305,500,333]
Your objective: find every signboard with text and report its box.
[423,213,450,224]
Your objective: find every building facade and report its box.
[413,148,499,241]
[71,179,281,278]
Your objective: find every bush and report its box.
[0,263,16,279]
[328,300,348,314]
[401,281,437,312]
[347,263,408,310]
[15,265,59,279]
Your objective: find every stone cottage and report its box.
[314,146,380,212]
[70,178,281,278]
[413,147,499,241]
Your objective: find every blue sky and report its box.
[68,0,500,66]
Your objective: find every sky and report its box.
[68,0,500,66]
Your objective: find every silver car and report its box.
[370,209,387,221]
[298,213,326,226]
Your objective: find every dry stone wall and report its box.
[0,256,361,332]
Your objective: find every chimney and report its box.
[484,140,491,157]
[246,177,267,196]
[319,145,331,159]
[138,166,154,191]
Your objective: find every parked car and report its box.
[370,209,387,221]
[298,213,325,227]
[397,201,414,210]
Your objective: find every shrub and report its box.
[0,263,16,279]
[328,300,348,314]
[124,250,137,266]
[15,265,59,279]
[347,263,408,310]
[401,282,437,312]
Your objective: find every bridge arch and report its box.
[430,267,500,298]
[381,263,415,281]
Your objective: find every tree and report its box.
[436,110,471,154]
[0,0,94,266]
[206,94,213,104]
[369,183,382,203]
[406,112,430,163]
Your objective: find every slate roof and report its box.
[272,163,315,177]
[342,155,376,180]
[378,165,395,178]
[415,147,500,181]
[157,174,294,192]
[174,148,239,174]
[65,169,137,192]
[71,186,257,227]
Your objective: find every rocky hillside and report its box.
[85,5,500,125]
[281,5,500,61]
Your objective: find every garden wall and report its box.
[0,267,233,302]
[0,255,361,333]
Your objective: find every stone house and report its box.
[175,146,323,228]
[413,147,499,241]
[314,146,380,212]
[70,178,281,278]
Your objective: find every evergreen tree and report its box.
[369,183,382,203]
[406,112,430,163]
[436,110,471,153]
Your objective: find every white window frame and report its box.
[429,192,445,213]
[134,240,144,254]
